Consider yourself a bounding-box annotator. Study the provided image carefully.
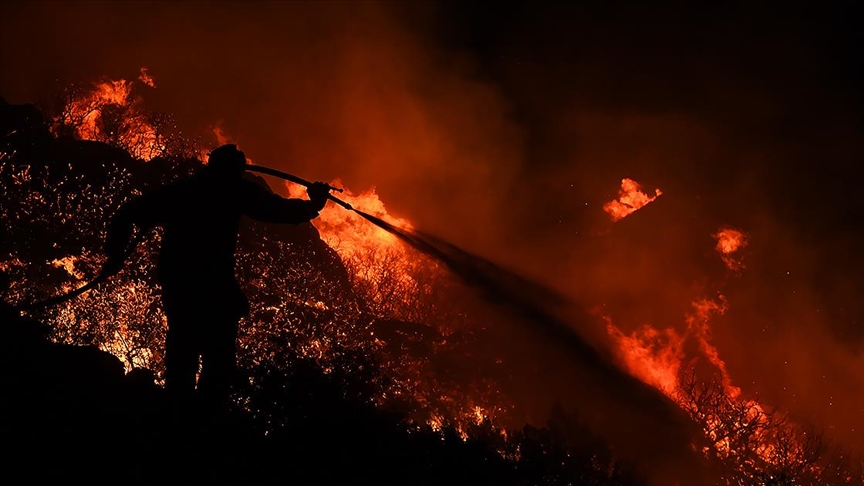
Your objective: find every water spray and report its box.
[19,164,566,336]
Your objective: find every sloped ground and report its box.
[1,298,642,486]
[0,97,644,485]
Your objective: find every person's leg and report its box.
[163,313,200,399]
[197,315,238,406]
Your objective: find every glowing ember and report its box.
[713,227,747,270]
[603,178,662,222]
[137,67,156,88]
[51,255,84,280]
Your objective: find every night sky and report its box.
[2,0,862,458]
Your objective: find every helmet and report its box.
[206,144,247,174]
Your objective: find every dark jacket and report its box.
[105,170,323,317]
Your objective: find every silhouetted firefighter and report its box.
[103,144,331,405]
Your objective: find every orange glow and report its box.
[8,69,857,482]
[602,278,821,472]
[137,67,156,88]
[64,79,131,140]
[603,178,662,221]
[428,413,444,432]
[713,227,747,270]
[606,296,740,401]
[287,180,417,284]
[605,319,685,396]
[686,296,741,398]
[51,255,84,280]
[52,69,165,160]
[212,124,233,146]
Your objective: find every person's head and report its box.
[205,144,247,178]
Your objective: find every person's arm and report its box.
[103,186,173,275]
[241,179,330,224]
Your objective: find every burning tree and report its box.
[678,371,862,485]
[45,69,199,160]
[600,221,861,483]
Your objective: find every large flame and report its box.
[603,295,735,403]
[601,222,845,479]
[286,180,421,290]
[604,320,685,395]
[287,180,412,256]
[51,68,165,160]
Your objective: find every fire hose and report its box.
[244,164,354,211]
[15,165,361,312]
[16,231,149,311]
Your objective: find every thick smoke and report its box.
[0,0,524,245]
[2,0,862,469]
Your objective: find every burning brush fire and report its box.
[1,72,861,484]
[601,189,858,483]
[48,68,195,161]
[4,70,505,438]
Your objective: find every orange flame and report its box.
[288,180,414,277]
[606,295,740,398]
[686,296,741,398]
[53,68,164,160]
[65,79,132,140]
[603,178,662,222]
[212,124,234,146]
[605,320,686,396]
[138,67,156,88]
[713,227,747,271]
